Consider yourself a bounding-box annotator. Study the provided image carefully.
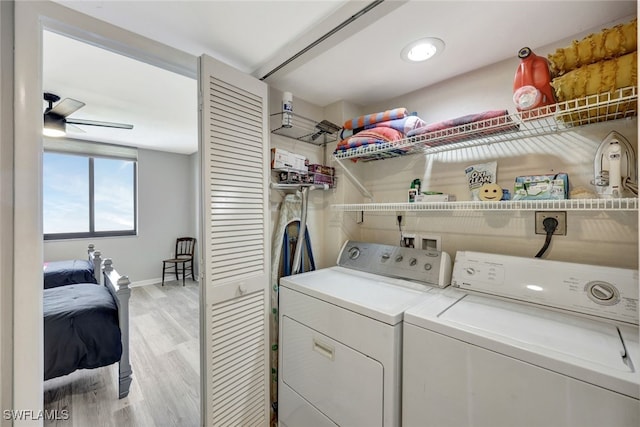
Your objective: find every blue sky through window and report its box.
[43,152,135,236]
[43,152,89,233]
[95,158,135,231]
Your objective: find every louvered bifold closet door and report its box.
[199,54,270,427]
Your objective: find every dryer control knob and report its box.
[348,246,361,260]
[381,253,390,261]
[586,281,619,306]
[465,267,476,275]
[590,283,615,301]
[395,255,404,262]
[409,258,417,266]
[424,263,432,271]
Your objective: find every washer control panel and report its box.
[452,251,639,325]
[337,240,452,288]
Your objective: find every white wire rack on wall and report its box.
[332,198,639,212]
[333,86,638,162]
[271,112,339,146]
[271,182,331,191]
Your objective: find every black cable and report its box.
[535,217,559,258]
[535,233,553,258]
[397,215,404,246]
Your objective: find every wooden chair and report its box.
[162,237,196,286]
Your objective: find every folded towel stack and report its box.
[334,108,427,156]
[334,107,520,156]
[342,107,410,130]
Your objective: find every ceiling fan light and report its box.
[401,37,445,62]
[43,113,66,137]
[43,127,66,138]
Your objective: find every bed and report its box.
[43,246,132,399]
[43,244,102,288]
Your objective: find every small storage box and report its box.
[271,148,294,170]
[279,170,303,183]
[512,173,569,200]
[415,194,456,203]
[308,164,335,176]
[291,153,307,172]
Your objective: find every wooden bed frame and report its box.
[102,258,132,398]
[87,243,102,284]
[86,244,132,399]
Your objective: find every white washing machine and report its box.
[403,251,639,427]
[278,240,452,427]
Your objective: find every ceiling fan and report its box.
[43,92,134,137]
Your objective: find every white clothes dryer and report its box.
[278,240,452,427]
[403,251,639,427]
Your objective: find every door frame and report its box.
[13,1,198,421]
[0,2,15,424]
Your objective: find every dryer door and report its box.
[280,316,384,427]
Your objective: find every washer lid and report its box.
[404,288,640,398]
[279,266,436,325]
[442,295,628,370]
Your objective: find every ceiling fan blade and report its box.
[49,98,85,117]
[66,118,134,130]
[66,123,86,133]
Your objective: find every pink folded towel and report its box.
[335,127,404,151]
[343,108,409,130]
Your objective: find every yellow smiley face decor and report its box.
[479,183,503,201]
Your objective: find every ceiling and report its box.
[46,0,637,154]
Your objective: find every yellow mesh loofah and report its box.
[551,51,637,101]
[548,19,637,76]
[551,52,637,125]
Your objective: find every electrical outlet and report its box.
[535,211,567,235]
[420,235,442,251]
[401,233,416,248]
[396,211,405,226]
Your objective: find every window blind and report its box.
[43,137,138,160]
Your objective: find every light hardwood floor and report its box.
[44,279,200,427]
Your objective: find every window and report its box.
[43,142,137,239]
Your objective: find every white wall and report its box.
[330,15,638,270]
[44,148,197,284]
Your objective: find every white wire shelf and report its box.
[333,87,638,161]
[271,112,339,146]
[331,198,639,212]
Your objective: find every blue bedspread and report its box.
[44,283,121,381]
[43,259,97,289]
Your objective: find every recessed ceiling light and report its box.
[401,37,445,62]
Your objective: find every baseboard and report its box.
[129,278,162,288]
[130,277,199,288]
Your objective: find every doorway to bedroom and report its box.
[41,29,201,426]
